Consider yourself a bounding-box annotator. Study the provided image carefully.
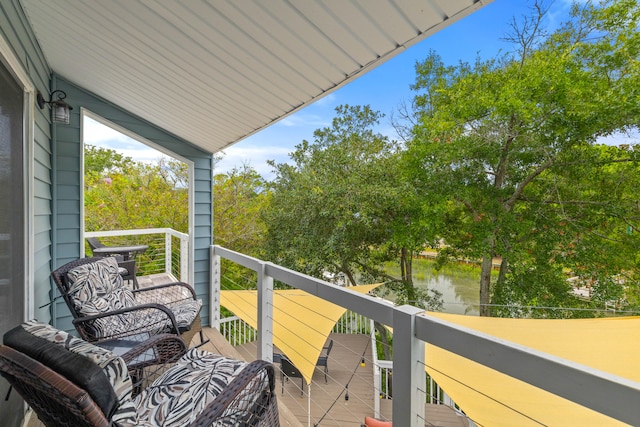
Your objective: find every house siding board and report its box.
[34,123,51,154]
[56,140,79,156]
[50,77,213,329]
[194,167,211,181]
[35,149,52,173]
[34,197,51,215]
[194,179,211,192]
[56,230,80,245]
[33,179,51,198]
[1,1,55,326]
[195,204,212,215]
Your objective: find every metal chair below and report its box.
[280,355,305,396]
[316,338,333,383]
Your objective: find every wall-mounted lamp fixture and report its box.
[37,90,73,125]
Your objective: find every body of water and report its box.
[386,260,481,316]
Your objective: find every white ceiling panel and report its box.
[20,0,492,154]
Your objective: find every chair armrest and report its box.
[72,303,181,342]
[133,281,197,300]
[119,333,187,365]
[191,360,278,427]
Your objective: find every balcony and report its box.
[78,229,640,426]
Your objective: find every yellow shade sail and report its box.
[220,284,382,384]
[424,313,640,426]
[221,288,639,425]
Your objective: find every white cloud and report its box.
[277,112,330,128]
[313,92,337,107]
[83,117,131,145]
[216,144,294,179]
[83,116,170,163]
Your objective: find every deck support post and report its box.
[257,261,274,363]
[393,305,425,427]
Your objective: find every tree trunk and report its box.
[343,267,357,286]
[400,247,414,286]
[479,255,493,316]
[497,257,508,287]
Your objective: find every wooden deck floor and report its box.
[234,333,376,427]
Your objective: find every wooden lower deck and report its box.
[232,333,375,427]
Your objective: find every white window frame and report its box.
[0,34,36,320]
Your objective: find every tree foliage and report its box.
[213,165,272,291]
[264,105,441,309]
[84,145,188,233]
[214,165,270,256]
[404,0,640,316]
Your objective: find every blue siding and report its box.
[0,0,54,323]
[51,77,214,328]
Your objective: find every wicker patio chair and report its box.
[51,257,205,346]
[0,321,279,427]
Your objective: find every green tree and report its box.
[84,144,134,178]
[84,146,188,233]
[213,165,271,290]
[214,165,270,256]
[265,105,441,309]
[404,0,640,316]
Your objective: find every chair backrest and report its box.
[280,356,303,379]
[51,257,109,320]
[86,237,105,253]
[52,257,131,310]
[51,257,140,340]
[324,339,333,356]
[0,345,110,427]
[0,322,136,426]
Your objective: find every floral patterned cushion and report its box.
[164,298,202,328]
[4,321,137,424]
[66,257,201,338]
[125,348,266,427]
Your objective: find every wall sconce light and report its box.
[37,90,73,125]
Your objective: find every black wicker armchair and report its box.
[51,257,205,346]
[0,322,279,427]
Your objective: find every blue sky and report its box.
[86,0,633,179]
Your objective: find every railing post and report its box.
[210,247,221,329]
[180,235,188,282]
[257,262,274,362]
[393,305,425,427]
[165,232,172,276]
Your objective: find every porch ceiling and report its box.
[20,0,491,154]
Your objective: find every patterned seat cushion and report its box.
[162,298,202,329]
[127,348,266,427]
[3,321,138,424]
[67,257,174,338]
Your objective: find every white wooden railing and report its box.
[211,244,640,427]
